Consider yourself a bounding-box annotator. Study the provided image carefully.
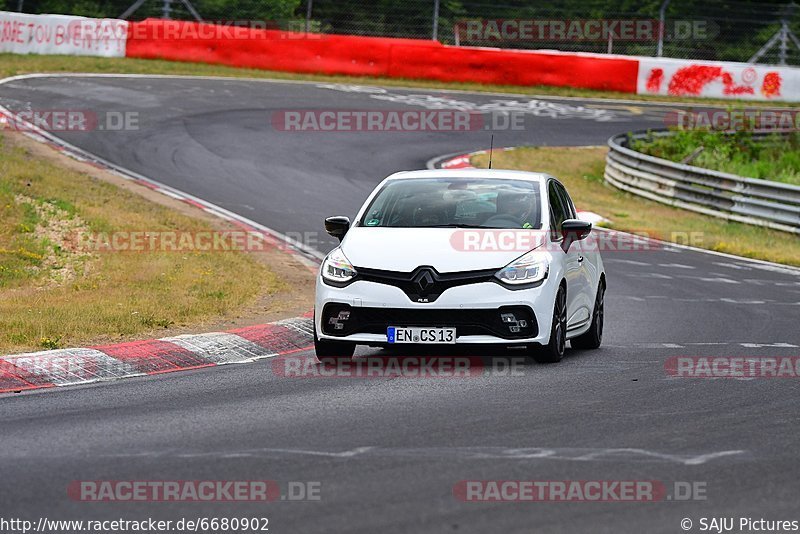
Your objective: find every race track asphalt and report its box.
[1,75,799,534]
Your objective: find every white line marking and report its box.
[740,343,799,348]
[713,262,752,271]
[604,259,651,266]
[107,446,745,466]
[658,263,695,269]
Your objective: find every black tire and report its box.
[314,324,355,364]
[570,280,605,350]
[529,285,567,363]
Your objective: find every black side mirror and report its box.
[560,219,592,251]
[325,216,351,241]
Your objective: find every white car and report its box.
[314,169,606,363]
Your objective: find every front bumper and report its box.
[315,276,558,345]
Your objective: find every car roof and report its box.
[384,169,552,182]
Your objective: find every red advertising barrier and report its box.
[388,43,637,92]
[125,19,639,93]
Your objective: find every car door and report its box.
[554,183,593,329]
[548,180,585,329]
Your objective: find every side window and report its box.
[555,183,576,219]
[548,181,568,240]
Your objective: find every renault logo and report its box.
[413,270,435,293]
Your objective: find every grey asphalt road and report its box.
[1,76,799,534]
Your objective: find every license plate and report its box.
[387,327,456,344]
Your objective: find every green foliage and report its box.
[632,129,800,185]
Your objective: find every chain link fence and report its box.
[6,0,800,65]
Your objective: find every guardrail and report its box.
[604,130,800,234]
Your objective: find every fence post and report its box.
[432,0,440,41]
[305,0,313,34]
[657,0,670,57]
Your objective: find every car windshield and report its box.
[359,178,542,229]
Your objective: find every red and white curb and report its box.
[428,149,609,225]
[0,316,314,394]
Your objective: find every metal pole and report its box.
[16,0,23,12]
[779,20,789,65]
[657,0,670,57]
[305,0,313,34]
[432,0,440,41]
[162,0,172,19]
[120,0,147,20]
[180,0,203,22]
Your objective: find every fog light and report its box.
[501,311,527,334]
[501,313,517,323]
[328,310,351,330]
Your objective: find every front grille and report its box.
[321,303,538,340]
[355,265,498,303]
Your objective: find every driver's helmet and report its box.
[496,190,535,222]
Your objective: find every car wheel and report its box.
[314,323,355,364]
[529,285,567,363]
[571,281,604,350]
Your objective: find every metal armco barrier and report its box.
[605,130,800,234]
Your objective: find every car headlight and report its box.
[321,247,357,285]
[495,248,548,286]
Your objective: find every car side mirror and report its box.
[560,219,592,251]
[325,216,351,241]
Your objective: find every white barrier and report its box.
[0,11,127,57]
[637,57,800,102]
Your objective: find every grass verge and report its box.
[471,147,800,267]
[1,53,799,108]
[0,133,283,353]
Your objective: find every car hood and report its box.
[339,227,544,273]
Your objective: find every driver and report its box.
[492,191,537,228]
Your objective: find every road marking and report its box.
[604,259,651,266]
[626,272,673,279]
[658,263,695,269]
[713,262,752,271]
[103,446,747,465]
[719,298,766,304]
[740,343,799,348]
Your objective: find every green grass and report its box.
[2,53,799,108]
[471,146,800,267]
[632,130,800,186]
[0,135,282,353]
